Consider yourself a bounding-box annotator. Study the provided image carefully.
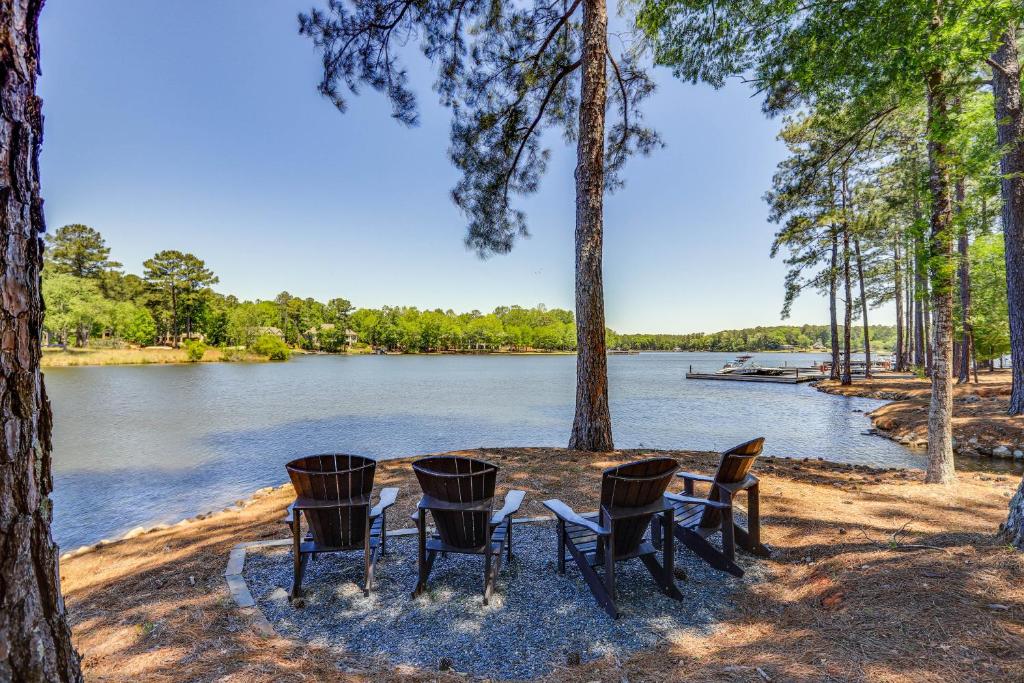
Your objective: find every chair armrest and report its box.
[604,498,672,520]
[542,499,609,536]
[491,490,526,526]
[370,487,399,518]
[417,494,492,513]
[292,494,372,510]
[714,474,759,495]
[283,502,296,526]
[676,471,715,483]
[665,491,731,510]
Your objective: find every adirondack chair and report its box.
[653,437,770,578]
[284,454,398,599]
[543,457,683,619]
[411,455,526,604]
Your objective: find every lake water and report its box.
[47,352,921,549]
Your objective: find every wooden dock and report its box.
[685,371,823,384]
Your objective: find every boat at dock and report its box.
[686,355,826,383]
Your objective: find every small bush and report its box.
[183,340,207,362]
[250,334,291,361]
[219,346,247,362]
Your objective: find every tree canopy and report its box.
[45,223,120,278]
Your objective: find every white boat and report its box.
[718,355,788,377]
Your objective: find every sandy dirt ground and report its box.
[60,444,1024,682]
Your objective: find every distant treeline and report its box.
[41,224,893,354]
[610,325,897,353]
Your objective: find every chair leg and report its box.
[413,510,428,597]
[662,508,676,582]
[640,554,684,601]
[740,482,770,557]
[564,533,618,619]
[674,525,744,577]
[290,512,305,599]
[640,509,684,600]
[557,519,566,575]
[604,532,616,605]
[483,523,494,604]
[362,518,372,597]
[651,514,663,550]
[365,544,380,597]
[506,518,513,562]
[380,511,388,555]
[720,490,736,562]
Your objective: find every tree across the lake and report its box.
[42,225,912,356]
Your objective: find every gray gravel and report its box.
[243,522,758,679]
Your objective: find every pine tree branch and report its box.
[532,0,582,70]
[607,47,630,156]
[502,57,583,205]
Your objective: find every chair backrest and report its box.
[413,455,497,550]
[700,437,764,528]
[286,454,376,548]
[600,458,679,556]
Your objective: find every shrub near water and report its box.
[219,346,247,362]
[250,334,291,361]
[183,340,208,362]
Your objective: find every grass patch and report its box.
[42,346,265,368]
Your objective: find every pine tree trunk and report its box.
[569,0,613,452]
[842,224,853,386]
[170,287,179,347]
[914,234,926,367]
[830,230,841,380]
[924,67,957,485]
[1004,478,1024,550]
[992,25,1024,416]
[955,177,973,384]
[924,286,933,375]
[854,237,871,378]
[905,238,914,370]
[992,23,1024,548]
[895,239,905,371]
[0,1,84,679]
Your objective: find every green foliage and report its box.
[219,347,248,362]
[300,0,658,255]
[250,334,291,361]
[111,302,157,346]
[970,234,1010,362]
[611,325,896,352]
[41,272,106,346]
[46,224,120,278]
[183,340,208,362]
[227,301,278,347]
[348,305,577,352]
[98,270,148,304]
[315,325,348,353]
[143,250,219,344]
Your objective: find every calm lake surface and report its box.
[47,352,922,548]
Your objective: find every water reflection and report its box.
[45,352,1012,548]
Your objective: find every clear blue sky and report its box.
[37,1,873,334]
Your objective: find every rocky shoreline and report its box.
[814,373,1024,462]
[58,483,293,563]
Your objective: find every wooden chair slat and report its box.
[285,454,397,599]
[412,455,523,604]
[545,457,683,619]
[662,437,770,578]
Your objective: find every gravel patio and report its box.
[243,521,755,679]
